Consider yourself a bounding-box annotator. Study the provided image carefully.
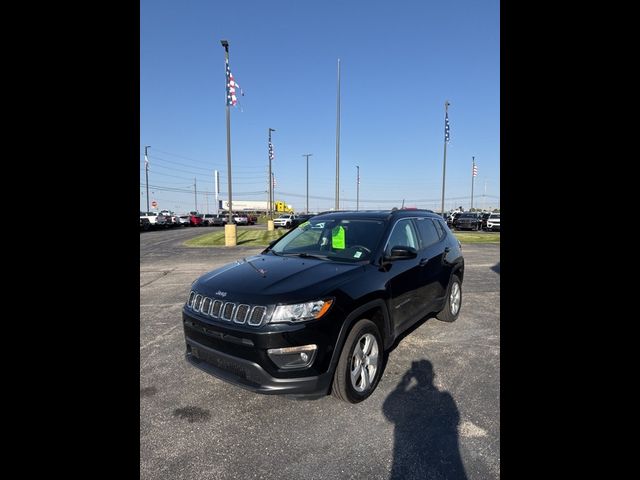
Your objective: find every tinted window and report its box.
[433,219,446,239]
[415,218,441,248]
[385,219,419,253]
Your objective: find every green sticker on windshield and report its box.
[298,221,309,229]
[332,226,345,249]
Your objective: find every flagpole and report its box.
[471,157,475,210]
[440,101,450,215]
[221,39,236,246]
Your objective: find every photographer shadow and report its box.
[382,359,467,479]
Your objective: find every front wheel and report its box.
[331,319,383,403]
[436,274,462,322]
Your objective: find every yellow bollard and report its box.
[267,220,274,231]
[224,224,237,246]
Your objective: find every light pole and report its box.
[144,145,150,212]
[335,58,341,210]
[303,154,312,213]
[470,156,476,211]
[440,101,450,215]
[268,128,275,219]
[356,165,360,211]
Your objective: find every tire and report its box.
[436,274,462,322]
[331,319,383,403]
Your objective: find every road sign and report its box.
[151,200,158,208]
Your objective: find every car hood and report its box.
[192,254,364,304]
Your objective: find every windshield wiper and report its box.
[280,252,327,260]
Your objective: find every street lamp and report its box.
[303,154,312,213]
[356,165,360,211]
[144,145,151,213]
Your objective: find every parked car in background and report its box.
[447,211,462,229]
[189,214,203,227]
[246,214,258,225]
[455,212,482,231]
[273,213,296,228]
[177,215,191,227]
[480,212,491,230]
[203,213,225,226]
[182,209,464,403]
[290,213,315,228]
[140,211,159,226]
[486,213,500,231]
[232,214,249,225]
[140,217,151,231]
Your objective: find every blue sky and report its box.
[140,0,499,214]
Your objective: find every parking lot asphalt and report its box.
[140,227,500,480]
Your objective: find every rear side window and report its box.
[415,218,441,248]
[433,219,446,239]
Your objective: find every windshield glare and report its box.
[270,218,386,262]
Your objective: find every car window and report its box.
[433,219,446,239]
[415,218,441,248]
[385,219,418,253]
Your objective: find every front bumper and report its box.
[182,308,340,397]
[185,339,332,396]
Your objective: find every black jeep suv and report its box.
[182,209,464,403]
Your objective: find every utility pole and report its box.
[214,170,220,214]
[194,177,198,212]
[303,154,312,213]
[440,101,450,215]
[268,128,276,219]
[356,165,360,211]
[144,145,150,212]
[335,58,341,211]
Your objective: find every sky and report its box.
[140,0,500,214]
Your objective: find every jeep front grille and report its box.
[186,291,267,327]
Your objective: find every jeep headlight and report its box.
[269,299,334,323]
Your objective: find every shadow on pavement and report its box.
[491,262,500,274]
[383,359,467,480]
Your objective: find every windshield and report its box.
[270,218,386,262]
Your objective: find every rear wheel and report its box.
[332,319,383,403]
[436,274,462,322]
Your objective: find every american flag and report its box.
[472,163,478,177]
[268,142,274,161]
[445,111,450,143]
[226,58,243,106]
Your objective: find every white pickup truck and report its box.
[273,214,296,228]
[140,211,159,225]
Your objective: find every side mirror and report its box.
[384,246,417,261]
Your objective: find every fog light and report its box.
[267,344,317,370]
